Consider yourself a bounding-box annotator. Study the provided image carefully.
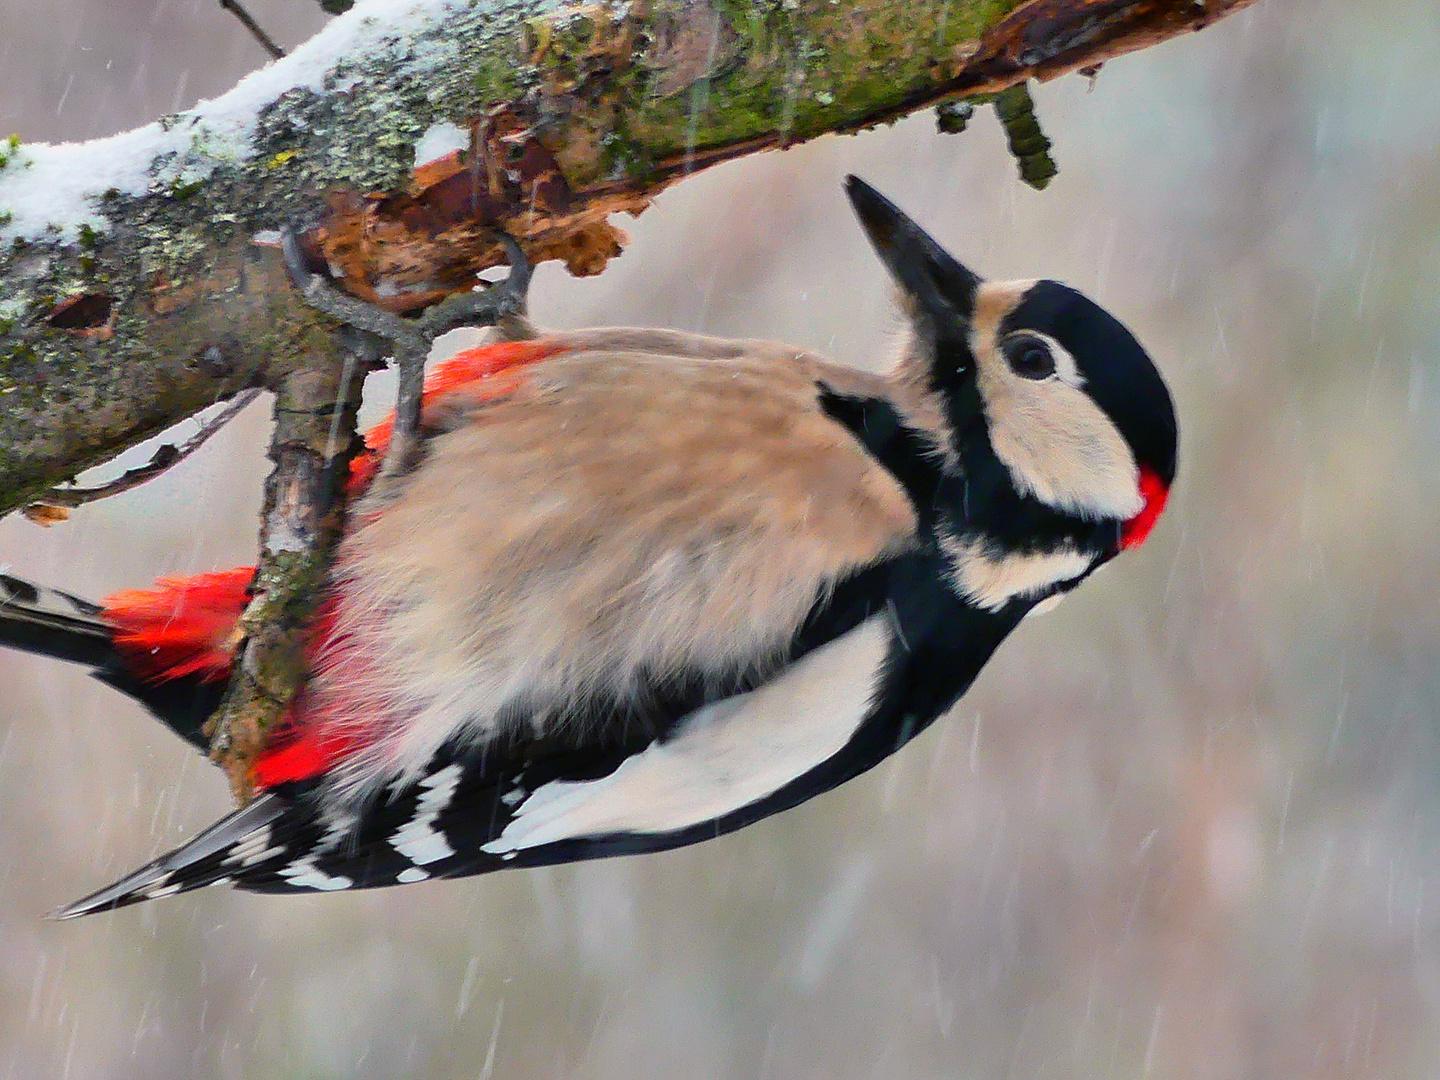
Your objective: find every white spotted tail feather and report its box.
[49,769,467,917]
[49,796,288,919]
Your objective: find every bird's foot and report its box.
[280,230,532,477]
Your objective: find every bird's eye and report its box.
[1004,336,1055,380]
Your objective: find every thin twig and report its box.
[219,0,286,60]
[30,389,263,510]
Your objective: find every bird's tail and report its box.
[48,793,293,919]
[0,572,117,668]
[0,570,245,750]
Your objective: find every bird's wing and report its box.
[48,579,891,916]
[53,548,1025,916]
[299,328,932,799]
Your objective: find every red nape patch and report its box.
[1121,467,1169,551]
[103,567,256,682]
[347,337,567,495]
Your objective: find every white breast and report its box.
[482,617,891,853]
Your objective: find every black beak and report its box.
[845,176,982,329]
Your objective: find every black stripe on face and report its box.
[939,428,1122,558]
[816,383,947,531]
[933,336,1125,561]
[816,381,1117,567]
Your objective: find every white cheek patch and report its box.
[482,618,891,853]
[968,301,1143,521]
[941,533,1094,612]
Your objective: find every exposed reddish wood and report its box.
[311,0,1261,315]
[46,293,115,337]
[317,120,641,313]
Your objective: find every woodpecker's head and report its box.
[846,176,1177,607]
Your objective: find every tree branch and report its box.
[0,0,1260,518]
[29,388,261,512]
[207,344,363,799]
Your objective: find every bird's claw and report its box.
[280,227,534,478]
[413,232,532,341]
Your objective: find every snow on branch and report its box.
[0,0,1260,515]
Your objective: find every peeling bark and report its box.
[0,0,1260,517]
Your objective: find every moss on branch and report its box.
[0,0,1260,518]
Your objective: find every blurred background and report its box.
[4,0,1440,1076]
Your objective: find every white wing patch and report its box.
[277,859,353,892]
[222,824,277,868]
[482,617,890,854]
[389,763,463,866]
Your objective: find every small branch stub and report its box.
[994,83,1058,190]
[27,389,262,518]
[935,100,976,135]
[207,350,363,800]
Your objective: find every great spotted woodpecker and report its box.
[0,177,1176,917]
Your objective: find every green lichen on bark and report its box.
[1,0,1262,517]
[612,0,1026,165]
[208,351,363,799]
[0,237,332,513]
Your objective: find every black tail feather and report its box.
[48,793,293,919]
[0,573,218,750]
[0,573,114,666]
